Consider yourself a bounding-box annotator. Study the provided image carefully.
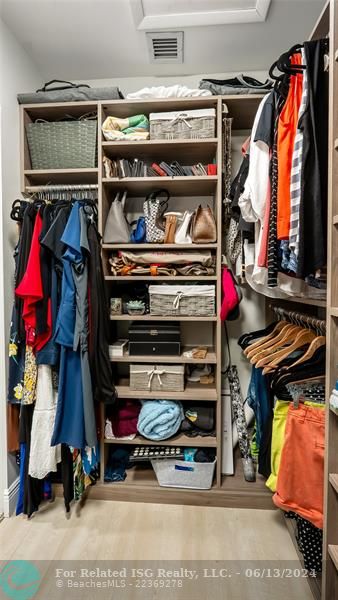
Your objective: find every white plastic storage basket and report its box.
[149,108,216,140]
[149,284,215,317]
[151,458,216,490]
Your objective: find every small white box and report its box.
[109,339,128,358]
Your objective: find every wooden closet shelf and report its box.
[102,243,218,250]
[104,434,217,448]
[115,379,218,401]
[111,315,217,322]
[102,139,218,163]
[111,348,217,364]
[105,275,217,282]
[329,473,338,494]
[24,168,98,185]
[328,545,338,572]
[281,296,327,308]
[102,176,218,196]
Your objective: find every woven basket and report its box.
[26,119,97,169]
[149,108,215,141]
[149,284,215,317]
[130,364,185,392]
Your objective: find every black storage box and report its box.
[129,321,181,356]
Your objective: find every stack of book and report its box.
[103,156,217,178]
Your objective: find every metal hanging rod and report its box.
[25,184,98,192]
[272,306,326,334]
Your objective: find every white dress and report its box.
[28,365,61,479]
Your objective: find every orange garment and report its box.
[277,54,303,240]
[273,405,325,529]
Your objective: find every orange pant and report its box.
[273,405,325,528]
[277,53,303,240]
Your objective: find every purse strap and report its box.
[36,80,91,92]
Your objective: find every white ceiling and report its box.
[0,0,326,80]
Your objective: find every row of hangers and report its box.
[242,309,326,376]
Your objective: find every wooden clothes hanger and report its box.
[260,329,316,374]
[243,321,288,357]
[286,336,326,369]
[249,324,302,365]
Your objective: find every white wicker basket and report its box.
[149,284,215,316]
[130,364,185,392]
[149,108,216,140]
[152,458,216,489]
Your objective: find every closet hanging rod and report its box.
[25,184,98,192]
[271,306,326,333]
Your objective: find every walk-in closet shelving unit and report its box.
[323,1,338,598]
[20,94,273,508]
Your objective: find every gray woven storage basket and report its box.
[130,364,185,392]
[26,118,97,169]
[149,108,215,141]
[149,284,215,317]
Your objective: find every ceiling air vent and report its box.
[146,31,184,63]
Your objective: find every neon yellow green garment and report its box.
[266,399,325,492]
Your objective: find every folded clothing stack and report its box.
[104,447,131,483]
[199,75,273,96]
[137,400,184,441]
[102,114,149,141]
[181,405,215,437]
[105,400,141,440]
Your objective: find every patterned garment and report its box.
[285,512,323,574]
[288,48,308,267]
[22,345,37,405]
[227,365,252,460]
[267,95,285,287]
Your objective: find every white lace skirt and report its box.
[29,365,62,479]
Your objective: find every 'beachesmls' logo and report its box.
[0,561,41,600]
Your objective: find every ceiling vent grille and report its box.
[146,31,184,63]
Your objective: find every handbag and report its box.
[163,211,183,244]
[130,217,146,243]
[191,205,217,243]
[143,190,170,243]
[175,210,194,244]
[103,191,130,244]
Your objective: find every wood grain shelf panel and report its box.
[281,296,326,308]
[115,379,217,401]
[53,453,273,509]
[111,348,216,364]
[329,474,338,494]
[24,168,98,185]
[104,434,217,447]
[102,138,218,163]
[102,243,218,250]
[328,545,338,571]
[102,176,217,195]
[111,315,217,321]
[105,275,217,282]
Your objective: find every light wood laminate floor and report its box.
[0,499,314,600]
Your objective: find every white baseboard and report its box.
[3,476,19,517]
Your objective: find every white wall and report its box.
[0,18,43,510]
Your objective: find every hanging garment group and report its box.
[8,196,116,517]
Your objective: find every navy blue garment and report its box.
[246,367,272,450]
[16,443,26,515]
[51,203,96,449]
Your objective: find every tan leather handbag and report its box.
[191,205,217,243]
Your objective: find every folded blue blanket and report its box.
[137,400,184,441]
